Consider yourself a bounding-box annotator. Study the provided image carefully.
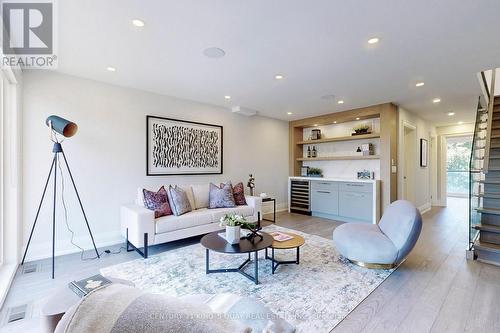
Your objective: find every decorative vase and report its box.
[225,226,241,244]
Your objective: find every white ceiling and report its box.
[54,0,500,125]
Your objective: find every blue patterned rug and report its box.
[101,225,393,332]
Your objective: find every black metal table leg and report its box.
[266,246,302,273]
[205,249,260,284]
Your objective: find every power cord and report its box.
[57,157,126,261]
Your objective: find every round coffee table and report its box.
[201,231,274,284]
[265,232,305,274]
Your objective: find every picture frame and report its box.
[420,138,428,167]
[146,116,223,176]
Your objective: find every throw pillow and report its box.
[209,183,236,209]
[167,185,193,216]
[143,186,172,218]
[232,182,247,206]
[219,181,247,206]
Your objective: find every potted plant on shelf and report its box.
[219,213,247,244]
[352,124,371,136]
[307,167,323,178]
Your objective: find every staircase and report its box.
[471,69,500,265]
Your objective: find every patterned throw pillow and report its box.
[220,182,247,206]
[167,185,193,216]
[209,183,236,209]
[143,186,172,218]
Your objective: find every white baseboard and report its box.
[418,202,432,214]
[262,202,287,214]
[23,231,123,262]
[0,263,17,308]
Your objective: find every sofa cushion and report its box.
[156,209,214,234]
[209,183,236,208]
[143,186,172,218]
[210,206,255,223]
[179,185,196,212]
[167,186,193,216]
[332,223,398,265]
[191,184,210,209]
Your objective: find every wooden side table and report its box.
[262,197,276,223]
[265,232,305,274]
[41,277,134,333]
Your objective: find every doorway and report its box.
[446,135,473,198]
[402,123,417,203]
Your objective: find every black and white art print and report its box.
[146,116,223,175]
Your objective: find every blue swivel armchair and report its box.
[332,200,422,269]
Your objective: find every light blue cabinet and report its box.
[338,191,372,222]
[311,187,339,216]
[308,180,374,223]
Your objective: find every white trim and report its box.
[418,202,432,214]
[0,263,17,308]
[400,120,417,203]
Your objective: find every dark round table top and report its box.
[201,231,274,254]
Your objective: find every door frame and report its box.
[401,121,417,203]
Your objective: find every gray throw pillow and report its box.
[209,183,236,209]
[167,185,193,216]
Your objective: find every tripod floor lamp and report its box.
[21,115,100,279]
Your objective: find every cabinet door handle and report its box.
[317,190,331,194]
[346,183,364,187]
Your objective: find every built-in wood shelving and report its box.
[297,155,380,161]
[297,133,380,145]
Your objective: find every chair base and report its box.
[348,259,396,269]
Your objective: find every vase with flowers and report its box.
[219,213,247,244]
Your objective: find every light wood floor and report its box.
[1,197,499,332]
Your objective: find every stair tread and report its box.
[476,207,500,214]
[475,193,500,198]
[478,180,500,184]
[475,224,500,233]
[475,240,500,253]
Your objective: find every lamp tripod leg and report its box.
[52,154,57,279]
[21,156,57,266]
[60,151,100,258]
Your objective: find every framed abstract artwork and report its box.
[420,138,428,167]
[146,116,223,175]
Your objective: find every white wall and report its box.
[397,107,436,213]
[22,71,289,261]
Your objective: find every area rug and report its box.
[101,225,394,332]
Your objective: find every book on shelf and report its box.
[269,231,294,242]
[68,274,112,298]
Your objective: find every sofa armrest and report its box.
[120,204,155,247]
[245,196,262,222]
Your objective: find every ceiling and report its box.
[55,0,500,125]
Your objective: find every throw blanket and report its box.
[55,284,250,333]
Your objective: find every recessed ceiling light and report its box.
[313,124,318,127]
[203,47,225,59]
[333,121,337,124]
[356,117,360,120]
[132,19,145,27]
[106,66,116,72]
[224,95,231,100]
[274,74,284,80]
[433,98,441,103]
[287,112,293,115]
[416,82,425,87]
[447,112,455,116]
[458,121,464,125]
[368,37,380,44]
[337,100,345,104]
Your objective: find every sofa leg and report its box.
[126,228,149,259]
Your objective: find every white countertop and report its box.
[289,176,378,184]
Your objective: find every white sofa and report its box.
[121,184,263,258]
